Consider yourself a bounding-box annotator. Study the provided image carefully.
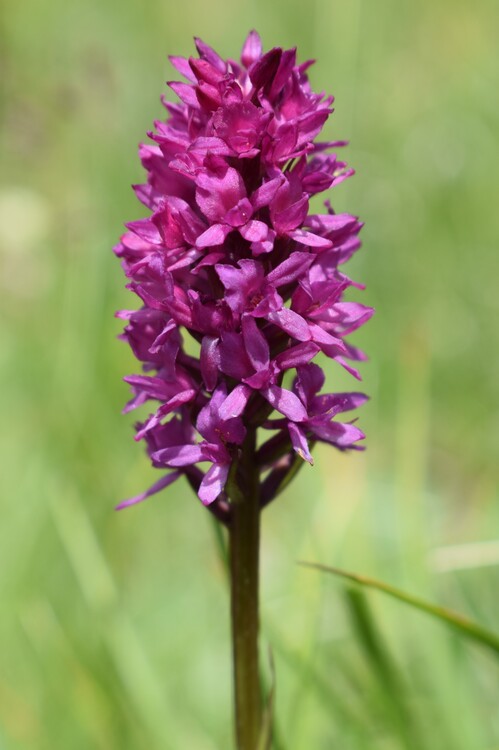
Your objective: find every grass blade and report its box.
[258,647,276,750]
[344,587,420,749]
[299,562,499,656]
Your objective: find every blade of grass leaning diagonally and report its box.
[344,587,421,750]
[299,563,499,656]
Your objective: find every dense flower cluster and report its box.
[115,32,372,517]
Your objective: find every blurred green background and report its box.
[1,0,499,747]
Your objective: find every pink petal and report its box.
[295,362,325,404]
[153,444,209,467]
[168,56,197,82]
[309,323,346,355]
[196,166,247,222]
[274,342,320,371]
[262,385,307,422]
[267,252,314,287]
[240,220,268,242]
[242,315,270,371]
[125,219,162,245]
[337,357,362,381]
[288,423,314,464]
[251,177,283,210]
[200,336,220,391]
[288,229,333,248]
[307,213,357,232]
[168,81,200,108]
[116,471,181,510]
[251,230,276,255]
[219,384,252,420]
[249,47,282,91]
[194,37,227,73]
[189,57,223,86]
[198,463,230,505]
[241,30,263,68]
[266,308,311,341]
[196,223,231,249]
[189,136,233,156]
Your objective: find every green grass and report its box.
[1,0,499,747]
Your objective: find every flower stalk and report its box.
[114,29,372,750]
[228,430,262,749]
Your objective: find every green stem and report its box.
[229,429,262,750]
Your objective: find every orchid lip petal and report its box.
[198,463,230,505]
[240,220,268,242]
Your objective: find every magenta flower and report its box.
[115,32,373,518]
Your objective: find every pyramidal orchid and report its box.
[115,31,372,750]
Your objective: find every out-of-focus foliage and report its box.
[1,0,498,748]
